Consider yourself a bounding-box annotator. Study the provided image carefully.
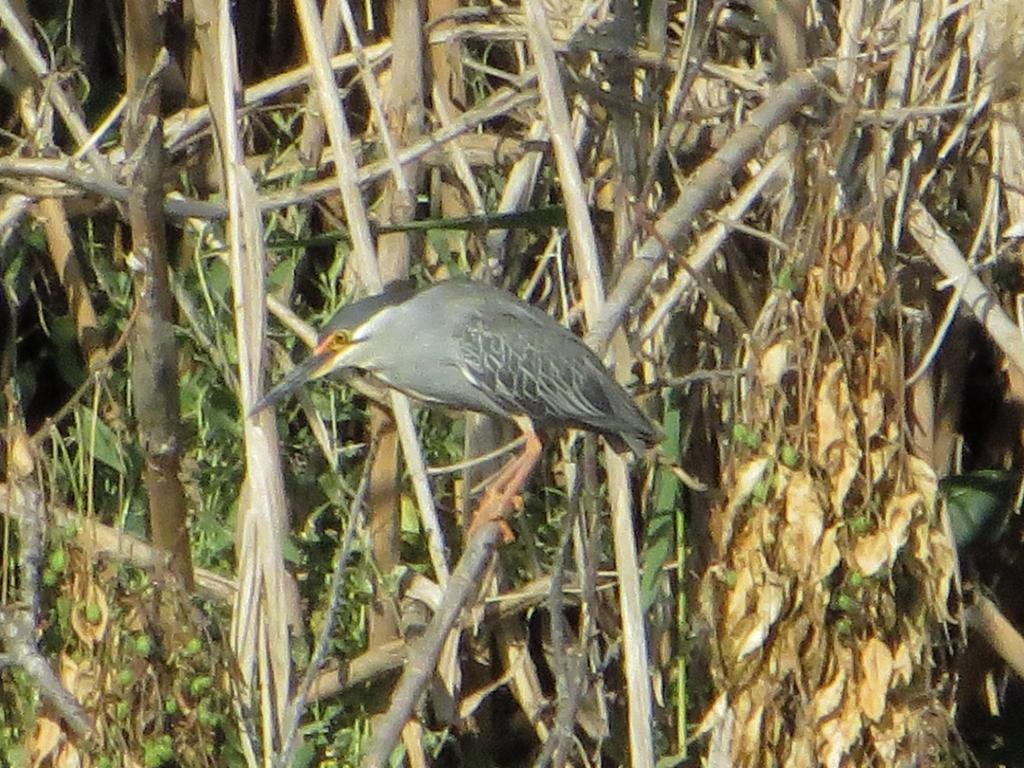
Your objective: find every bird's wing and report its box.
[455,310,613,424]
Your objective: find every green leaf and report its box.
[642,394,682,611]
[426,229,453,265]
[52,316,86,386]
[142,734,174,767]
[656,752,689,768]
[732,422,760,449]
[941,469,1019,549]
[282,535,303,566]
[779,443,800,468]
[205,257,231,301]
[269,253,298,293]
[77,407,126,473]
[292,742,317,768]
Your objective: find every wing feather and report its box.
[456,310,614,425]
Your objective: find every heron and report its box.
[253,279,659,529]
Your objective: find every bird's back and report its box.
[423,281,658,453]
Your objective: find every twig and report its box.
[28,299,142,448]
[967,594,1024,680]
[907,200,1024,375]
[428,436,525,476]
[905,274,967,386]
[163,42,392,153]
[0,0,115,181]
[640,149,792,341]
[294,0,451,588]
[0,608,93,737]
[586,64,833,353]
[0,442,93,737]
[0,194,32,250]
[533,478,584,768]
[635,200,750,340]
[359,520,504,768]
[523,1,656,763]
[638,0,725,202]
[0,86,537,225]
[336,0,409,196]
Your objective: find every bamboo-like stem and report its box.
[124,0,195,595]
[191,2,295,763]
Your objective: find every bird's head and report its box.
[250,280,417,414]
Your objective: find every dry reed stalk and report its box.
[191,2,294,763]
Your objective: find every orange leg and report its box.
[469,419,543,541]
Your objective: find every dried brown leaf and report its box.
[29,716,61,768]
[892,643,914,686]
[758,341,790,388]
[867,440,899,485]
[857,637,894,722]
[815,362,861,511]
[718,457,773,549]
[817,692,862,768]
[728,458,772,514]
[860,391,885,441]
[736,692,767,764]
[69,577,109,645]
[815,526,842,581]
[852,530,891,576]
[907,454,939,508]
[911,523,956,616]
[851,494,917,576]
[54,743,81,768]
[831,221,881,298]
[871,704,912,763]
[733,581,785,659]
[804,266,827,326]
[775,610,810,668]
[725,566,756,632]
[694,692,728,740]
[784,734,815,768]
[780,471,824,574]
[811,667,846,722]
[10,430,35,479]
[59,653,99,703]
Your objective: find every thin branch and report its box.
[0,0,115,180]
[359,521,504,768]
[0,441,93,737]
[907,199,1024,375]
[587,64,833,353]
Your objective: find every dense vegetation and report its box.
[2,0,1024,766]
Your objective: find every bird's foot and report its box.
[467,502,516,543]
[468,435,541,544]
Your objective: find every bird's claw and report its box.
[468,504,516,543]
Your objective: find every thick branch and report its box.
[124,0,194,592]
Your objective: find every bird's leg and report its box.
[483,431,543,511]
[469,419,543,540]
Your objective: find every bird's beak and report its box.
[250,335,351,415]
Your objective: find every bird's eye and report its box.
[327,331,350,351]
